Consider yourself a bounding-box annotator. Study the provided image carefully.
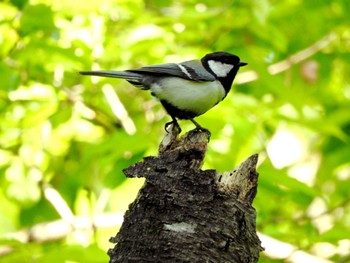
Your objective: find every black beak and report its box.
[238,61,248,67]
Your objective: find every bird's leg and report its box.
[188,117,211,139]
[165,116,181,134]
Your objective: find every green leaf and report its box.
[10,0,28,10]
[19,4,56,36]
[0,63,21,91]
[38,244,108,263]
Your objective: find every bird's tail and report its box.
[80,70,142,81]
[79,70,148,89]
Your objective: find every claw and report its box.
[192,127,211,141]
[188,117,211,141]
[164,118,181,134]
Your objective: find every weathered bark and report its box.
[108,128,263,263]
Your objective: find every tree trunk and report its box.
[108,128,263,263]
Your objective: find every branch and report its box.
[108,129,263,262]
[236,32,337,84]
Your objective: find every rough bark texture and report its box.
[108,128,263,263]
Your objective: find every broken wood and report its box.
[108,128,263,263]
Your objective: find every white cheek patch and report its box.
[208,60,234,77]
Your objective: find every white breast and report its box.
[150,77,226,115]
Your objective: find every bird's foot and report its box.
[188,118,211,141]
[188,127,211,142]
[165,120,182,134]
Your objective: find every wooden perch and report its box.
[108,128,263,263]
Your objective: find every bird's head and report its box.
[201,51,247,93]
[201,51,247,78]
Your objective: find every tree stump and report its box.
[108,128,263,263]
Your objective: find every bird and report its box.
[80,51,247,134]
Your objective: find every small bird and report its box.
[80,51,247,133]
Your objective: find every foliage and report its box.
[0,0,349,262]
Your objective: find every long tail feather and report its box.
[79,70,142,82]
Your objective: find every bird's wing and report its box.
[127,60,216,82]
[180,60,216,81]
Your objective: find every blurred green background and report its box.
[0,0,349,262]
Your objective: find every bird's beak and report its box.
[238,61,248,67]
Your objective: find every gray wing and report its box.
[127,59,216,82]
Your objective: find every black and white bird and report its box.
[80,51,247,133]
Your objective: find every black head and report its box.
[201,51,247,93]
